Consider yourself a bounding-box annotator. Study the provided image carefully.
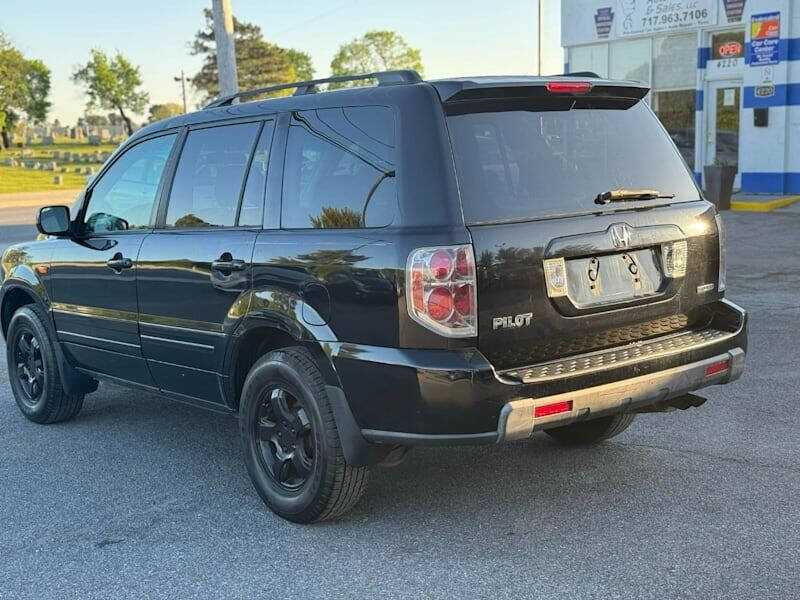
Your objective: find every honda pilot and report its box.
[1,71,747,523]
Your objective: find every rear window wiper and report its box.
[595,189,676,205]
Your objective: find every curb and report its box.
[731,195,800,212]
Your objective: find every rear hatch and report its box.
[439,79,723,371]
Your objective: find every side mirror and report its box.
[36,205,72,237]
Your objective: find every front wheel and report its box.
[544,413,636,445]
[6,304,85,424]
[239,347,369,523]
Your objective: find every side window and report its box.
[238,121,274,227]
[83,134,176,233]
[165,122,261,228]
[281,107,396,229]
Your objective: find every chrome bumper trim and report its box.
[497,348,745,442]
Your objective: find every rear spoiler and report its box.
[431,77,649,105]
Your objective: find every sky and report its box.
[2,0,563,124]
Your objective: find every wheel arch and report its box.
[1,283,48,340]
[1,282,95,397]
[224,313,387,467]
[224,314,341,412]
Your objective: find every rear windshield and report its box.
[446,101,700,224]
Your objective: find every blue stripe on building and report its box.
[741,173,800,194]
[789,38,800,61]
[693,172,702,186]
[743,83,800,108]
[564,62,569,73]
[695,89,704,112]
[697,47,710,69]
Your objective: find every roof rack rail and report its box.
[204,70,422,109]
[557,71,601,78]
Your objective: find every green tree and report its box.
[329,30,423,88]
[190,9,314,103]
[148,102,183,123]
[0,31,51,148]
[286,49,314,81]
[72,49,149,136]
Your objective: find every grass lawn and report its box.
[0,140,121,195]
[0,166,90,193]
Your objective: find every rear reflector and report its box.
[534,400,573,418]
[705,360,730,376]
[546,81,592,94]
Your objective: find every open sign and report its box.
[718,41,743,57]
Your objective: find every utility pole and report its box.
[212,0,239,98]
[174,70,190,113]
[537,0,543,76]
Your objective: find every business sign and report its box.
[722,0,746,23]
[718,41,743,58]
[750,12,781,67]
[594,7,614,38]
[562,0,719,47]
[618,0,716,36]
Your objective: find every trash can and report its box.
[703,165,736,211]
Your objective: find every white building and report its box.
[562,0,799,194]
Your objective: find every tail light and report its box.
[534,400,573,418]
[546,81,592,94]
[661,240,688,278]
[705,359,729,376]
[406,245,477,337]
[714,213,726,292]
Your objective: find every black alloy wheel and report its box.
[12,331,45,407]
[239,347,369,523]
[255,387,314,490]
[6,304,86,424]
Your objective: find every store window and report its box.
[568,44,608,77]
[653,35,696,89]
[651,34,697,168]
[711,30,745,60]
[610,38,650,83]
[652,91,696,167]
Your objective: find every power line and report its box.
[270,0,358,38]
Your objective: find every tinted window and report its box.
[166,122,260,228]
[281,107,396,229]
[238,121,274,227]
[83,134,175,233]
[447,101,700,224]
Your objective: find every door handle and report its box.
[106,254,133,271]
[211,255,246,272]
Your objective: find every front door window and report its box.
[83,134,176,234]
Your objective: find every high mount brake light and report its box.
[406,245,477,338]
[546,81,592,94]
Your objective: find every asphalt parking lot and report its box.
[1,210,799,599]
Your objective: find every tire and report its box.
[545,413,636,445]
[239,347,369,523]
[5,304,85,424]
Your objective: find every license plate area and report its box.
[565,248,663,308]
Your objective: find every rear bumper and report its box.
[331,300,747,444]
[497,347,744,442]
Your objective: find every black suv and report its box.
[1,71,747,522]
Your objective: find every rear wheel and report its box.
[239,347,368,523]
[6,305,84,424]
[545,413,636,445]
